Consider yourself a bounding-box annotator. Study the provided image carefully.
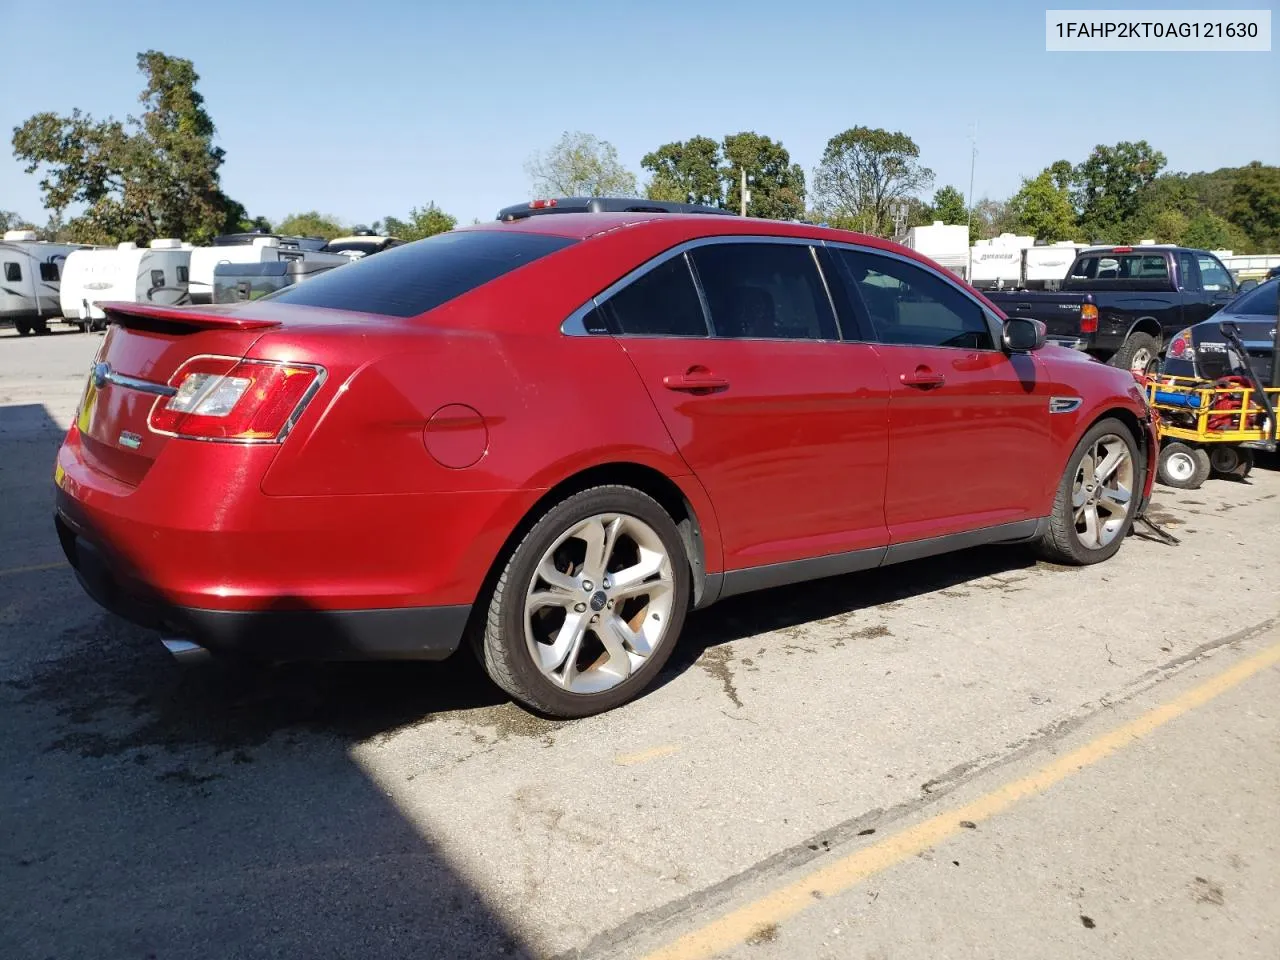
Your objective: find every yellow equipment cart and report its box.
[1147,374,1279,489]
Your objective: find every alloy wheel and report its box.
[1071,434,1135,550]
[523,513,675,695]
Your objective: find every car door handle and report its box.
[663,370,730,392]
[900,367,946,388]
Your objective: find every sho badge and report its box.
[118,431,142,450]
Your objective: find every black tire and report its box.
[477,485,691,718]
[1210,445,1253,480]
[1037,417,1141,566]
[1157,441,1211,489]
[32,317,49,335]
[1109,332,1161,375]
[14,320,33,337]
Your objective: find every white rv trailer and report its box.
[59,239,192,330]
[1022,241,1089,289]
[968,233,1034,289]
[187,236,353,304]
[0,230,95,335]
[900,221,970,279]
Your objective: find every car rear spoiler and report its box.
[98,301,282,331]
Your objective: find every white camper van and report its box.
[0,230,94,335]
[59,239,192,330]
[187,236,351,304]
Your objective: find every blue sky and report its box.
[1,0,1276,229]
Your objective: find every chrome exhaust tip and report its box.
[161,637,212,665]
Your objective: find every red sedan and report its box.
[53,200,1158,717]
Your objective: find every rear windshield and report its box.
[1225,278,1278,317]
[258,230,577,317]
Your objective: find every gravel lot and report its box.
[2,325,1277,960]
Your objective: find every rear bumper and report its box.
[56,512,470,660]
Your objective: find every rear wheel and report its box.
[478,485,691,718]
[14,320,33,337]
[1158,441,1211,489]
[32,317,49,335]
[1110,332,1161,375]
[1038,418,1140,565]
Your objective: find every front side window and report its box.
[150,269,165,287]
[39,262,59,282]
[1197,255,1233,292]
[176,265,189,283]
[598,254,708,337]
[834,249,995,350]
[688,242,838,341]
[4,262,20,282]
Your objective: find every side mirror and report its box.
[1237,279,1258,293]
[1003,316,1046,353]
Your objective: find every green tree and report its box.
[1072,140,1166,241]
[382,203,456,241]
[525,131,637,197]
[1182,211,1237,250]
[1228,162,1280,252]
[275,211,345,240]
[641,136,724,206]
[722,132,805,220]
[929,185,968,225]
[812,127,933,236]
[1006,169,1077,242]
[969,197,1015,240]
[12,51,244,244]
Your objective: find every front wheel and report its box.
[14,320,33,337]
[478,485,691,718]
[1037,418,1141,565]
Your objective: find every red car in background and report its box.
[53,198,1158,717]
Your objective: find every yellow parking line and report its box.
[615,744,681,766]
[641,636,1280,960]
[0,560,67,578]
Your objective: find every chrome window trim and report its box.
[560,234,838,342]
[820,239,1006,352]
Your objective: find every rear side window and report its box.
[150,269,165,288]
[4,262,20,282]
[259,230,577,317]
[834,249,995,350]
[598,254,708,337]
[176,265,189,284]
[689,242,838,341]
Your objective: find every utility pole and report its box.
[740,167,750,217]
[966,121,978,281]
[966,121,978,239]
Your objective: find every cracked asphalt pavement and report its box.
[2,327,1277,959]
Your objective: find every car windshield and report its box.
[257,229,577,317]
[1225,278,1279,317]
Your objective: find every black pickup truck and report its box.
[986,245,1239,373]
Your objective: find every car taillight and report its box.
[1168,328,1194,360]
[1080,302,1099,333]
[148,356,324,442]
